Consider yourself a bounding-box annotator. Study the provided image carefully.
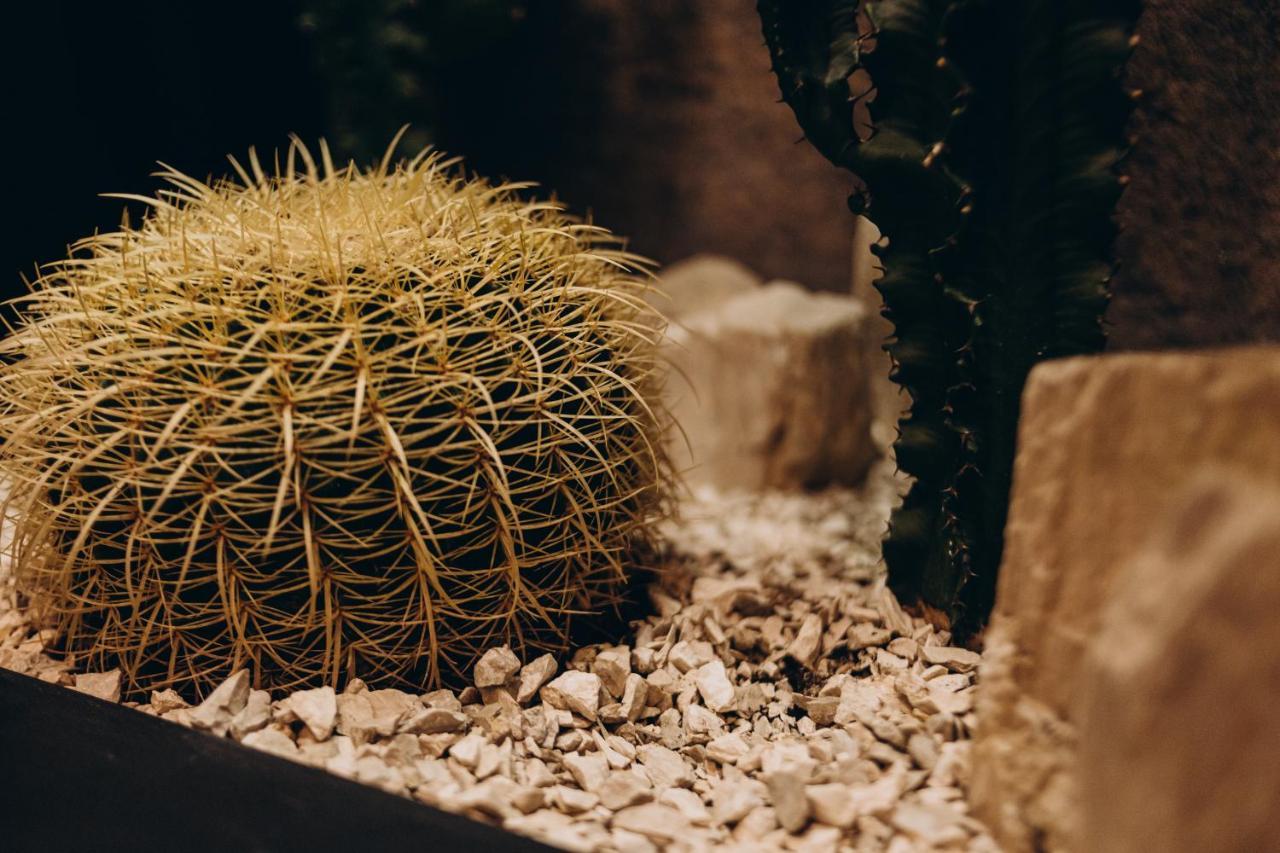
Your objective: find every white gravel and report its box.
[0,460,999,851]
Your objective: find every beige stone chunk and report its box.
[447,732,486,768]
[663,280,875,490]
[889,802,968,846]
[282,686,337,740]
[765,768,812,833]
[474,645,521,689]
[598,769,654,811]
[667,640,714,674]
[658,788,710,824]
[563,752,610,793]
[517,654,558,704]
[241,726,299,759]
[551,785,599,815]
[808,766,905,828]
[540,671,602,721]
[636,744,693,789]
[612,803,691,844]
[73,670,121,703]
[149,688,188,714]
[711,779,765,825]
[189,670,250,735]
[620,673,647,723]
[706,732,750,765]
[230,689,272,740]
[920,645,981,673]
[788,614,823,668]
[399,705,468,735]
[693,660,735,712]
[592,646,632,698]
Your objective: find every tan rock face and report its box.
[1076,473,1280,853]
[971,347,1280,851]
[661,272,876,491]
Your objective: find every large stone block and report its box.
[970,346,1280,851]
[1075,471,1280,853]
[660,259,876,491]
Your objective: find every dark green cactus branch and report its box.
[759,0,1140,638]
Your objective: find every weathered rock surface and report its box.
[661,272,876,491]
[1075,472,1280,853]
[972,347,1280,851]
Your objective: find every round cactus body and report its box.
[0,141,670,697]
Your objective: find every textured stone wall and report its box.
[1110,1,1280,348]
[519,0,860,292]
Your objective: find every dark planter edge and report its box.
[0,668,552,852]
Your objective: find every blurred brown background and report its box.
[5,0,1278,348]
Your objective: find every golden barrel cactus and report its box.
[0,139,671,697]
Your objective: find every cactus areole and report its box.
[759,0,1141,638]
[0,136,672,697]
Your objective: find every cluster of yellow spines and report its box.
[0,137,671,697]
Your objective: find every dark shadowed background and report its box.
[3,0,1277,347]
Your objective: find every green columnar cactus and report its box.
[0,138,671,697]
[760,0,1140,638]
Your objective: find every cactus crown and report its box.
[0,137,671,696]
[760,0,1140,637]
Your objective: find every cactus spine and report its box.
[759,0,1141,637]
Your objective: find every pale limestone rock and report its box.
[230,689,272,739]
[637,744,693,789]
[563,752,610,793]
[610,828,658,853]
[906,733,939,771]
[336,690,413,743]
[765,768,812,833]
[422,689,463,712]
[73,670,121,703]
[889,802,968,846]
[1076,473,1280,853]
[667,640,714,674]
[591,646,632,698]
[683,704,724,739]
[599,769,654,811]
[540,671,602,721]
[517,654,558,704]
[189,670,250,735]
[241,726,298,759]
[694,660,735,712]
[620,673,647,723]
[448,733,485,769]
[920,645,981,673]
[281,686,337,740]
[474,645,521,689]
[706,733,750,765]
[712,779,765,825]
[972,348,1280,852]
[788,614,823,668]
[452,777,521,821]
[399,706,467,735]
[808,765,906,828]
[551,785,599,815]
[659,788,711,824]
[148,688,187,715]
[663,279,875,490]
[612,803,691,843]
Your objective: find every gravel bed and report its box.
[0,461,998,851]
